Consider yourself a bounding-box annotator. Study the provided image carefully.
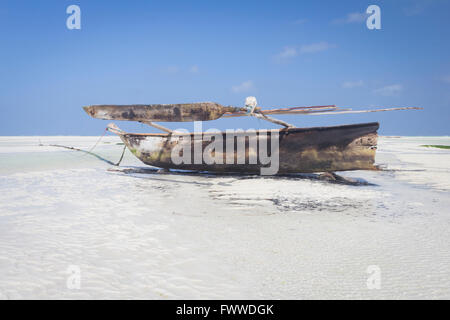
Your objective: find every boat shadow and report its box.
[107,166,376,186]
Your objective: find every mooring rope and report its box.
[114,144,126,166]
[80,128,108,157]
[39,128,126,166]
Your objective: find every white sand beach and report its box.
[0,136,449,299]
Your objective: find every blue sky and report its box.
[0,0,449,135]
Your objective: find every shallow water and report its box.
[0,136,449,299]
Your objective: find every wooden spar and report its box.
[252,113,294,128]
[302,106,423,116]
[222,106,422,118]
[222,107,344,118]
[260,105,338,114]
[83,103,251,122]
[83,103,337,123]
[221,105,422,129]
[221,105,339,118]
[140,121,173,133]
[84,103,422,132]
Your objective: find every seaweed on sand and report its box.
[421,145,450,150]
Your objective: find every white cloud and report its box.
[404,0,434,16]
[276,46,298,60]
[164,66,179,74]
[189,65,199,73]
[275,42,335,62]
[332,12,368,24]
[346,12,368,23]
[232,80,254,93]
[373,84,403,96]
[162,65,200,74]
[299,42,335,54]
[292,18,308,25]
[342,80,364,89]
[274,46,298,63]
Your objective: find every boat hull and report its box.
[114,122,379,174]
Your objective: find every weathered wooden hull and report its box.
[114,122,379,174]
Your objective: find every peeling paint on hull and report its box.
[114,122,379,174]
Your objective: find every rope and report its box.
[79,128,108,157]
[40,128,127,166]
[45,144,117,165]
[114,145,127,166]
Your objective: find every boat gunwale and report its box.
[114,122,380,137]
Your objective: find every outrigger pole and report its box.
[140,121,173,133]
[83,98,422,132]
[222,97,422,129]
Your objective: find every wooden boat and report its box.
[105,122,379,174]
[83,98,420,175]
